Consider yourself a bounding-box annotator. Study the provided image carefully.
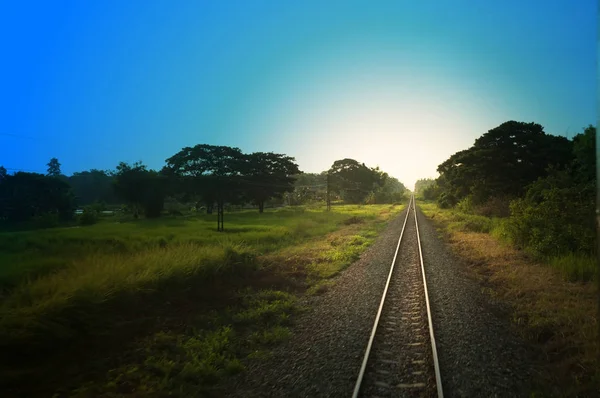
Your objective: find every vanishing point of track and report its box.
[352,195,443,398]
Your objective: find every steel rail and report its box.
[352,195,444,397]
[351,196,413,398]
[414,200,444,398]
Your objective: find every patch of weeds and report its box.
[234,292,296,326]
[248,326,291,346]
[72,327,243,397]
[343,216,364,225]
[306,280,334,296]
[72,289,297,397]
[349,235,367,246]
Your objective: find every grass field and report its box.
[417,200,599,397]
[0,203,403,396]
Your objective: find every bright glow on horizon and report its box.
[235,48,508,190]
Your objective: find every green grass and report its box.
[0,207,382,288]
[547,253,597,283]
[419,201,498,234]
[0,204,403,396]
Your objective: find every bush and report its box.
[79,208,99,226]
[437,192,457,209]
[475,196,511,218]
[456,196,474,213]
[506,181,595,255]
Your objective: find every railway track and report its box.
[352,195,443,398]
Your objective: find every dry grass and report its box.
[420,203,599,396]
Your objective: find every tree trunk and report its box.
[258,201,264,213]
[206,203,213,214]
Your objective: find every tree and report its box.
[47,157,62,177]
[112,162,166,218]
[571,124,595,183]
[372,174,407,204]
[241,152,301,212]
[69,169,118,206]
[414,178,436,196]
[437,121,573,205]
[0,166,7,181]
[329,159,385,204]
[0,172,75,224]
[164,144,245,214]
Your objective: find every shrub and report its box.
[79,208,99,226]
[437,192,457,209]
[506,181,595,255]
[456,195,474,213]
[475,196,511,218]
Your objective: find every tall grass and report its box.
[0,205,398,353]
[546,253,597,283]
[419,201,598,282]
[0,206,378,288]
[0,242,257,350]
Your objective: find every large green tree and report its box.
[46,157,62,177]
[69,169,118,206]
[0,172,75,223]
[241,152,301,212]
[329,159,385,204]
[372,173,407,204]
[414,178,436,196]
[437,121,573,204]
[112,162,166,218]
[163,144,245,214]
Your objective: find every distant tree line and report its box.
[421,120,596,256]
[0,142,408,229]
[283,159,408,206]
[414,178,436,196]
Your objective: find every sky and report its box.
[1,0,596,190]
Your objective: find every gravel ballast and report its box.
[227,205,537,397]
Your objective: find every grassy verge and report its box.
[418,200,599,396]
[0,204,403,396]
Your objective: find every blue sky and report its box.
[1,0,596,188]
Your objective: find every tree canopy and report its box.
[328,158,386,204]
[112,162,166,218]
[69,169,118,206]
[164,144,301,214]
[0,171,75,224]
[46,157,62,177]
[436,121,573,205]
